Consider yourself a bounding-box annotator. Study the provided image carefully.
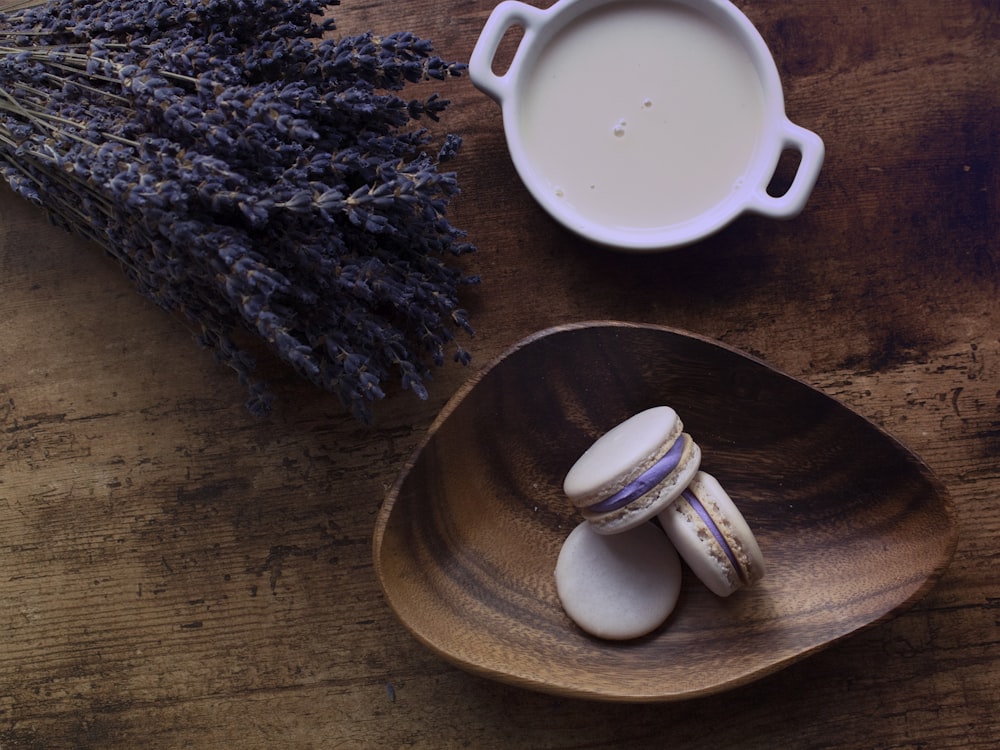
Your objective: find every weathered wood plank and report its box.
[1,0,997,747]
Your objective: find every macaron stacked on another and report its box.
[562,406,701,535]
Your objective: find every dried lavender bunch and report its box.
[0,0,477,421]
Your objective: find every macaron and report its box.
[657,471,765,597]
[563,406,701,534]
[554,520,682,640]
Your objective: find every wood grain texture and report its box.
[374,322,957,700]
[1,0,998,747]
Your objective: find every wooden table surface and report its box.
[1,0,997,747]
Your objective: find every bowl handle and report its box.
[469,0,547,103]
[749,120,825,218]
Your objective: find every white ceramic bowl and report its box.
[470,0,825,252]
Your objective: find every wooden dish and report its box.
[373,322,957,702]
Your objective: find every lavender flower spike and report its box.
[0,0,477,421]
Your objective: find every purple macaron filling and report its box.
[587,435,687,514]
[683,488,744,582]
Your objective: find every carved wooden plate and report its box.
[373,322,957,701]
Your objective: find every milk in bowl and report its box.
[519,2,764,230]
[469,0,825,251]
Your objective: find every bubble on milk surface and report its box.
[613,118,627,137]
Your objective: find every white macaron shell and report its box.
[555,521,681,640]
[563,406,679,501]
[658,472,765,597]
